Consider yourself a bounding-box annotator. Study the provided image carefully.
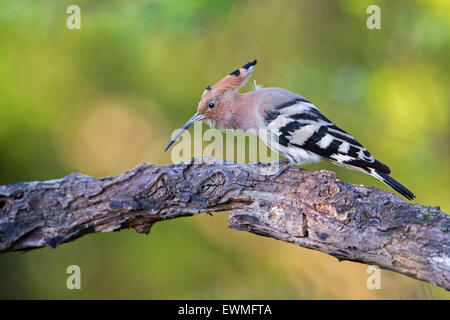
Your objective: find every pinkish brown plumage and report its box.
[196,60,259,130]
[164,60,415,200]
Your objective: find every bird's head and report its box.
[165,59,257,151]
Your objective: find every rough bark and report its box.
[0,158,448,290]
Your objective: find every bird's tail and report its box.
[369,169,415,200]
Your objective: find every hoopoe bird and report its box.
[165,60,415,200]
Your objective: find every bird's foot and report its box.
[271,162,293,181]
[271,162,307,181]
[277,159,290,165]
[255,159,289,166]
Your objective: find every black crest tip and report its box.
[242,59,257,70]
[229,69,240,76]
[205,85,211,90]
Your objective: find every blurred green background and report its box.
[0,0,449,299]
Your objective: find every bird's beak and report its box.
[164,113,205,152]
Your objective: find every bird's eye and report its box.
[208,102,216,108]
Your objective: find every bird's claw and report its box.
[271,162,307,181]
[271,162,293,181]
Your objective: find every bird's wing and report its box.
[263,97,391,174]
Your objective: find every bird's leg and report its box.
[255,159,303,180]
[271,159,295,181]
[276,158,290,165]
[255,159,289,166]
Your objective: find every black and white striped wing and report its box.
[263,95,415,200]
[264,97,391,174]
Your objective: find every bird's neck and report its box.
[221,91,263,131]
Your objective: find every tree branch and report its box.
[0,158,448,290]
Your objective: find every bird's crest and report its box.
[209,59,257,95]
